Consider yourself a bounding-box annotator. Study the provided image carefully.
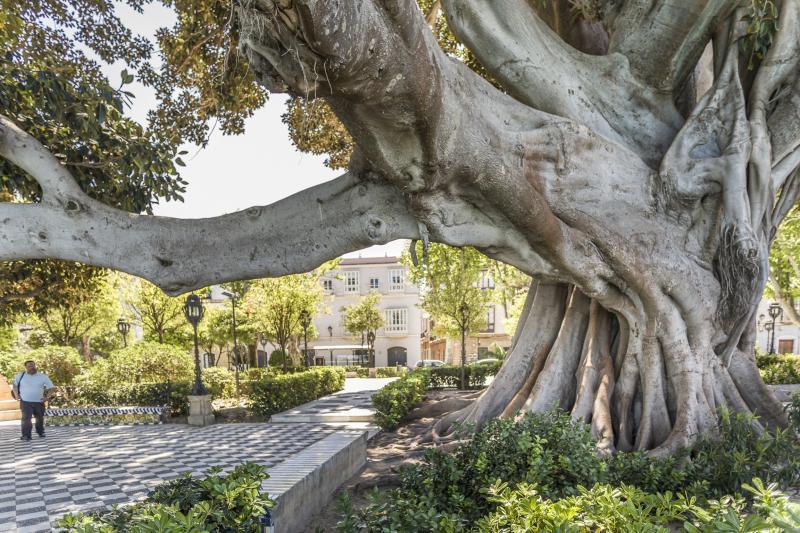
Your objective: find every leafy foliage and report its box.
[766,207,800,325]
[56,462,273,532]
[340,291,384,367]
[427,362,502,389]
[248,367,345,417]
[243,271,326,369]
[0,345,84,385]
[371,370,430,431]
[125,277,189,345]
[80,341,194,385]
[756,353,800,384]
[50,380,192,415]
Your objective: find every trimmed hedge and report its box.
[249,367,345,417]
[372,370,431,431]
[376,366,408,378]
[428,362,501,389]
[344,366,370,378]
[757,353,800,384]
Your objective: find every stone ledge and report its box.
[262,428,368,533]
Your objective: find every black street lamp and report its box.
[184,294,207,395]
[222,290,242,400]
[768,302,783,355]
[116,317,130,348]
[367,330,375,368]
[328,325,333,366]
[459,302,468,390]
[300,309,312,367]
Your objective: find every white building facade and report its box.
[309,256,423,368]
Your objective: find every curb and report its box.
[262,428,368,533]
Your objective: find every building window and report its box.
[384,308,408,334]
[483,306,495,333]
[479,270,495,289]
[323,279,333,292]
[389,269,405,292]
[369,277,380,290]
[344,271,360,294]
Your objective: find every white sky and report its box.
[106,2,403,259]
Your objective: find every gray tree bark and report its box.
[2,0,800,455]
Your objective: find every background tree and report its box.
[406,243,492,386]
[341,292,385,368]
[766,207,800,325]
[198,306,234,366]
[3,0,800,455]
[243,274,324,370]
[126,278,188,344]
[30,272,119,354]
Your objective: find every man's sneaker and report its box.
[20,436,31,441]
[37,433,45,438]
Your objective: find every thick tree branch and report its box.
[748,0,800,226]
[605,0,737,92]
[0,116,419,294]
[440,0,683,166]
[0,114,85,203]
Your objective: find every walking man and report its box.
[12,360,54,441]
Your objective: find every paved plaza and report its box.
[271,377,395,423]
[2,377,388,532]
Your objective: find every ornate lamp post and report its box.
[459,302,468,390]
[116,317,130,348]
[765,321,774,354]
[184,294,214,426]
[299,309,311,367]
[222,290,241,400]
[768,302,783,355]
[183,294,207,395]
[328,325,333,366]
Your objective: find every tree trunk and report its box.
[80,335,92,363]
[460,325,466,390]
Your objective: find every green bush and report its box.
[375,366,407,378]
[344,365,370,377]
[82,341,194,385]
[475,478,800,533]
[0,346,84,385]
[372,370,430,431]
[201,367,236,398]
[268,349,287,367]
[758,354,800,384]
[339,408,800,531]
[427,362,501,389]
[56,462,273,531]
[249,367,345,417]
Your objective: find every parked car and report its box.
[415,359,445,368]
[470,358,501,366]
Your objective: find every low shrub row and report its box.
[375,366,408,378]
[249,367,345,417]
[757,353,800,384]
[338,408,800,531]
[57,462,273,531]
[428,362,502,389]
[371,370,430,430]
[344,366,370,378]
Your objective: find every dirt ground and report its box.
[302,389,474,532]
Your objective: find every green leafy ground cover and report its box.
[339,404,800,532]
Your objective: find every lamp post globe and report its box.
[768,302,783,320]
[184,294,207,395]
[116,317,130,347]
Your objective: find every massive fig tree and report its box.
[2,0,800,455]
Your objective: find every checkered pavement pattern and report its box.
[290,390,376,415]
[0,422,335,532]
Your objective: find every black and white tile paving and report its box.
[0,422,336,531]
